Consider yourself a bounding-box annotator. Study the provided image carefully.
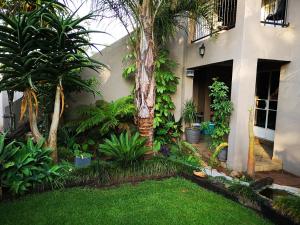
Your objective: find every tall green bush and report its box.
[209,79,233,150]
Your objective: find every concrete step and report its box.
[255,158,283,172]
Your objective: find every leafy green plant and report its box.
[273,196,300,223]
[99,132,149,167]
[0,5,104,161]
[0,134,65,195]
[72,139,95,159]
[209,79,233,150]
[167,141,203,170]
[73,96,136,137]
[182,100,197,128]
[200,121,210,131]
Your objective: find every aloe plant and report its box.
[0,6,104,162]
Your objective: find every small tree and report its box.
[209,78,233,150]
[0,6,103,162]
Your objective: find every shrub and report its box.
[273,196,300,223]
[182,100,197,128]
[209,78,233,150]
[0,133,65,195]
[166,141,203,171]
[99,132,149,167]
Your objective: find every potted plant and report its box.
[200,121,215,135]
[73,139,95,168]
[209,78,233,161]
[183,100,201,144]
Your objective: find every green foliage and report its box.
[0,5,103,94]
[273,196,300,223]
[154,51,179,127]
[182,100,197,127]
[73,139,95,158]
[73,96,136,136]
[209,79,233,150]
[0,133,65,195]
[167,141,203,171]
[99,132,149,167]
[228,184,258,203]
[154,51,182,146]
[123,49,181,147]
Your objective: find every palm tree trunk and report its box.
[136,1,155,147]
[247,108,255,177]
[47,85,61,163]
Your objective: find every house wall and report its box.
[184,0,300,175]
[74,0,300,175]
[67,36,133,115]
[273,0,300,176]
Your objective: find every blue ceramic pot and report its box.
[74,157,91,168]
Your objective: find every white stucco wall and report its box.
[73,0,300,175]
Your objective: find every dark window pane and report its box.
[256,72,269,99]
[270,72,280,100]
[255,109,266,128]
[269,101,278,110]
[256,100,267,109]
[268,110,277,130]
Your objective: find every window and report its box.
[261,0,289,27]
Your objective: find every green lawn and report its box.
[0,178,272,225]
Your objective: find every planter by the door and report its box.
[217,147,228,162]
[185,128,201,144]
[75,156,91,168]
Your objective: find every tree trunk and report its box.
[27,92,43,143]
[247,108,255,177]
[47,85,61,163]
[136,0,155,148]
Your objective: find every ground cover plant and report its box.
[0,178,272,225]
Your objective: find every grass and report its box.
[0,178,272,225]
[273,195,300,223]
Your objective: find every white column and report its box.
[227,58,257,171]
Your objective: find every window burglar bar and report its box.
[261,0,289,27]
[192,0,237,43]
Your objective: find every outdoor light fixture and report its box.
[199,43,205,57]
[186,69,195,77]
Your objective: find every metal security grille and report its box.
[261,0,289,27]
[192,0,237,43]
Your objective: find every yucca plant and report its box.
[0,5,104,162]
[99,132,149,167]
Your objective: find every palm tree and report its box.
[92,0,211,147]
[0,6,104,162]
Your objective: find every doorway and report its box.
[254,70,279,142]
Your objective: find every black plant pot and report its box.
[218,147,228,162]
[185,128,201,144]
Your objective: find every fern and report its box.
[71,96,136,136]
